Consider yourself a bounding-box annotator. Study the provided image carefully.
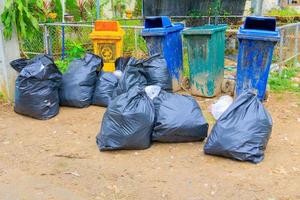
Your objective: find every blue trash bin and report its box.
[141,16,184,91]
[236,16,280,100]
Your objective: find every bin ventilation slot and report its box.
[144,16,172,28]
[244,17,276,32]
[95,21,118,31]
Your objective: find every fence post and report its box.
[214,15,219,25]
[43,24,49,54]
[61,25,65,60]
[279,27,284,71]
[96,0,100,19]
[254,0,263,16]
[294,24,299,66]
[49,26,53,56]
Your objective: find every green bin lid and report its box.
[183,24,227,35]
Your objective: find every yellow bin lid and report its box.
[90,20,125,39]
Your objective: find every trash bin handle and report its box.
[249,17,267,21]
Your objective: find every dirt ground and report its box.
[0,92,299,200]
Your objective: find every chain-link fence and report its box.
[20,17,243,60]
[47,23,94,59]
[21,22,147,60]
[19,17,299,68]
[20,26,44,56]
[172,15,244,29]
[275,22,300,68]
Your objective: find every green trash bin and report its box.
[183,25,227,97]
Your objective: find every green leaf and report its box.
[1,10,9,24]
[35,0,43,9]
[4,0,12,9]
[1,0,43,40]
[17,1,24,13]
[18,13,26,38]
[30,17,39,30]
[4,15,11,26]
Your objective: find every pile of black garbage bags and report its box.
[11,53,105,119]
[96,54,209,150]
[11,53,273,164]
[95,54,273,164]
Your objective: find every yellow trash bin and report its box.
[90,20,125,71]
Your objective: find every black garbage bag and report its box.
[96,87,155,151]
[113,58,147,98]
[10,58,30,73]
[10,54,54,73]
[59,53,103,108]
[204,91,273,164]
[14,55,62,120]
[115,57,131,71]
[152,91,208,142]
[92,72,118,107]
[113,55,172,98]
[136,54,172,91]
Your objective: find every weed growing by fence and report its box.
[269,61,300,93]
[55,41,86,73]
[55,60,69,73]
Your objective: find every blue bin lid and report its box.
[182,24,227,35]
[238,16,280,42]
[141,16,184,36]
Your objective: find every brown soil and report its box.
[0,92,300,200]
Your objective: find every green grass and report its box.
[267,7,300,17]
[0,92,3,99]
[269,63,300,93]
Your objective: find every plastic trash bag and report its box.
[210,95,233,120]
[113,58,147,97]
[92,72,119,107]
[113,55,172,97]
[152,91,209,143]
[112,70,123,79]
[96,87,155,151]
[10,54,56,73]
[204,91,273,163]
[145,85,161,100]
[10,58,30,73]
[115,57,131,71]
[59,53,103,108]
[136,54,172,91]
[14,54,62,120]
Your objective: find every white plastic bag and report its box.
[145,85,161,100]
[210,95,233,120]
[113,70,123,80]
